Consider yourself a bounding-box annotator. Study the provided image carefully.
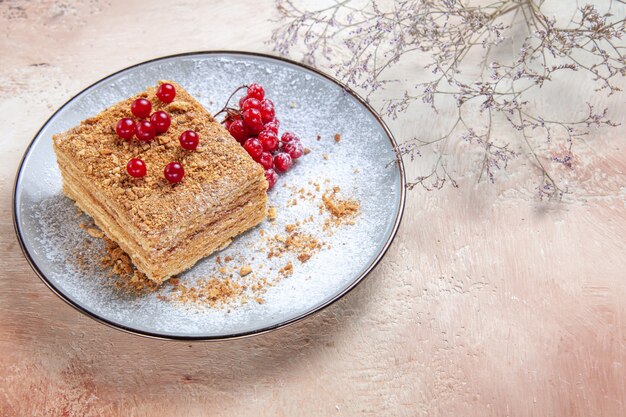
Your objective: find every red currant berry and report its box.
[243,137,263,160]
[226,113,241,127]
[258,130,279,152]
[238,95,248,109]
[116,118,136,140]
[257,152,274,170]
[131,98,152,119]
[283,139,304,159]
[156,83,176,103]
[246,83,265,100]
[260,99,275,124]
[164,162,184,183]
[281,131,298,144]
[241,98,261,111]
[273,152,292,172]
[242,108,264,135]
[179,130,199,150]
[263,120,279,134]
[150,111,171,134]
[135,120,156,142]
[228,119,248,143]
[126,158,147,178]
[264,168,278,189]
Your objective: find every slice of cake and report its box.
[53,81,268,284]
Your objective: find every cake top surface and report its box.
[53,80,267,238]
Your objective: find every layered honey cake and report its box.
[53,81,268,283]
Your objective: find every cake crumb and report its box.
[173,277,243,307]
[255,297,265,304]
[100,237,158,294]
[267,225,322,262]
[86,227,104,238]
[323,154,329,160]
[303,148,311,155]
[298,253,311,263]
[279,262,293,277]
[316,135,321,141]
[334,133,341,143]
[267,206,277,221]
[239,266,252,276]
[321,187,360,230]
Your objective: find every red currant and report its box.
[257,152,274,170]
[246,83,265,100]
[241,98,261,111]
[260,99,275,124]
[131,98,152,119]
[238,95,247,109]
[135,120,156,142]
[258,130,279,152]
[265,168,278,189]
[126,158,147,178]
[281,131,298,144]
[242,108,264,135]
[156,83,176,103]
[228,119,248,143]
[283,139,304,159]
[243,137,263,160]
[164,162,184,183]
[150,111,171,134]
[273,152,292,172]
[116,118,136,140]
[179,130,199,150]
[226,113,241,127]
[263,120,279,134]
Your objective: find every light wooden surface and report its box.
[1,1,625,416]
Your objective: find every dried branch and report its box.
[271,0,625,199]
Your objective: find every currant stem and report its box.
[214,85,249,119]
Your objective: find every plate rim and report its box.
[12,50,407,341]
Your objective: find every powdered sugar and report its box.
[15,53,403,338]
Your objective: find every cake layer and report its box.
[56,148,266,252]
[63,166,266,283]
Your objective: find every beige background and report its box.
[1,1,625,416]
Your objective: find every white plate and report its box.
[13,52,405,340]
